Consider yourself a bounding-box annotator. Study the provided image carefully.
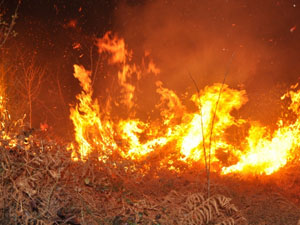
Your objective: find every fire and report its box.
[223,86,300,175]
[222,122,294,175]
[69,64,117,161]
[222,85,300,175]
[177,84,247,162]
[98,31,139,110]
[0,89,19,148]
[69,31,300,175]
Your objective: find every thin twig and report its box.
[207,52,235,197]
[47,181,57,211]
[187,72,208,191]
[0,0,20,49]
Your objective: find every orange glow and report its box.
[222,86,300,174]
[69,32,300,175]
[69,64,117,161]
[0,92,18,148]
[65,19,77,28]
[290,25,297,33]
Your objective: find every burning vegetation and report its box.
[1,0,300,224]
[69,32,300,176]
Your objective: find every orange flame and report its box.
[222,86,300,175]
[69,31,300,175]
[69,65,117,160]
[97,31,140,110]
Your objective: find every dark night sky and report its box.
[2,0,300,134]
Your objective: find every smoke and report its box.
[114,1,263,88]
[112,0,300,123]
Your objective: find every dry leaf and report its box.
[15,175,36,196]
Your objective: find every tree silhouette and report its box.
[16,56,45,128]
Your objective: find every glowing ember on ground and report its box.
[69,32,300,175]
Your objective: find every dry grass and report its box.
[0,117,299,224]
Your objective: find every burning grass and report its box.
[0,107,299,225]
[1,126,300,224]
[1,124,246,224]
[67,32,300,177]
[1,31,300,224]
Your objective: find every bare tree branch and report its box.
[16,55,45,127]
[0,0,20,49]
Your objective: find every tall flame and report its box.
[69,31,300,175]
[69,65,117,160]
